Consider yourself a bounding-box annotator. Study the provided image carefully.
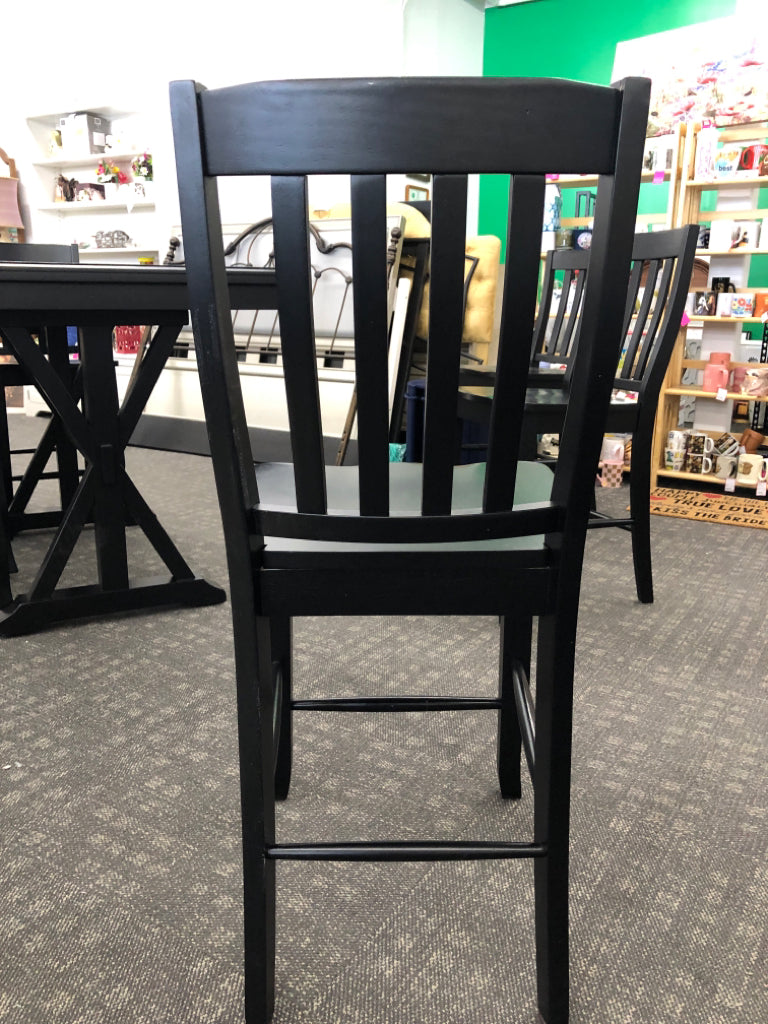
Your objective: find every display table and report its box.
[0,263,277,636]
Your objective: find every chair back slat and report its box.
[620,256,645,342]
[483,174,546,512]
[558,268,587,384]
[270,175,327,514]
[421,174,468,515]
[621,257,661,379]
[622,257,674,384]
[350,175,390,515]
[529,250,556,361]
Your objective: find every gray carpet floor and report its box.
[1,412,766,1024]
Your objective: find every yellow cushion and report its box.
[310,203,501,349]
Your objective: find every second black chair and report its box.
[0,242,81,529]
[0,241,81,583]
[458,225,698,603]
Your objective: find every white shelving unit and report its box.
[25,106,159,265]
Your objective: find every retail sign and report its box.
[612,17,768,136]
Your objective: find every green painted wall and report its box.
[479,0,739,251]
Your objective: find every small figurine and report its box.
[163,236,180,265]
[56,174,77,202]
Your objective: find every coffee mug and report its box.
[686,432,714,455]
[740,428,765,452]
[711,277,736,293]
[687,453,713,475]
[715,454,738,480]
[667,430,687,451]
[737,453,763,485]
[702,362,730,392]
[664,448,685,471]
[731,367,747,392]
[714,432,740,457]
[745,369,768,397]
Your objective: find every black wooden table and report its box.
[0,263,277,636]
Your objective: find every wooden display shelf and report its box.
[696,247,767,256]
[680,359,768,371]
[657,468,761,490]
[663,385,768,401]
[553,169,673,189]
[687,175,768,190]
[687,315,765,324]
[650,121,768,495]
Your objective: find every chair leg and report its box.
[271,616,293,801]
[234,615,277,1024]
[0,458,14,602]
[497,614,530,799]
[532,609,575,1024]
[628,433,653,604]
[0,498,12,609]
[0,387,12,504]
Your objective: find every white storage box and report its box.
[58,112,111,155]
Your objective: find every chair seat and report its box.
[255,459,555,566]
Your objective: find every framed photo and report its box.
[405,184,429,202]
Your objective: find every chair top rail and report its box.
[196,77,640,177]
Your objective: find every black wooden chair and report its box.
[0,241,80,581]
[528,245,589,384]
[458,226,698,604]
[170,74,650,1024]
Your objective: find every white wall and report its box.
[1,0,485,247]
[403,0,485,229]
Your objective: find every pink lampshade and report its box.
[0,176,24,229]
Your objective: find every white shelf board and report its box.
[78,247,159,256]
[33,150,146,169]
[37,200,155,213]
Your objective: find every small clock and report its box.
[573,229,592,250]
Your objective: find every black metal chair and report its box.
[0,241,80,581]
[458,226,698,604]
[170,74,650,1024]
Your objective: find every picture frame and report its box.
[405,184,429,202]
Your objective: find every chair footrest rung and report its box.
[587,513,633,530]
[512,659,536,777]
[292,696,502,712]
[267,841,545,862]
